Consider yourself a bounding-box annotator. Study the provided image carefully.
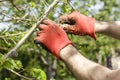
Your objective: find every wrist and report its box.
[60,44,78,60]
[54,40,72,59]
[95,21,109,33]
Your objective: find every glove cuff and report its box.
[88,18,96,40]
[54,41,73,59]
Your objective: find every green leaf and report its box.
[3,58,23,70]
[15,60,23,70]
[30,68,47,80]
[3,59,14,69]
[0,53,3,61]
[29,2,36,8]
[5,78,11,80]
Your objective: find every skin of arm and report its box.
[60,44,120,80]
[95,21,120,40]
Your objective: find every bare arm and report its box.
[60,44,120,80]
[95,21,120,40]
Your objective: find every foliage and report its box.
[0,0,120,80]
[0,53,22,70]
[30,68,46,80]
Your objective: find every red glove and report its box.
[59,11,96,39]
[34,20,72,59]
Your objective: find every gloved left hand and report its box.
[34,19,72,59]
[59,11,96,39]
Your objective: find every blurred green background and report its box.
[0,0,120,80]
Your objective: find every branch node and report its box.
[4,49,18,59]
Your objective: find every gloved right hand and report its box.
[34,19,72,59]
[59,11,96,40]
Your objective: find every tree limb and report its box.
[4,0,60,59]
[0,11,31,22]
[7,68,35,80]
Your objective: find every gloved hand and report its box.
[59,11,96,39]
[34,19,72,59]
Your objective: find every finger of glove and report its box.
[34,37,46,49]
[34,36,41,44]
[41,19,49,25]
[59,15,69,24]
[59,16,76,25]
[34,39,41,44]
[36,32,41,36]
[41,19,53,25]
[59,11,79,24]
[38,24,49,30]
[34,39,50,52]
[63,25,76,32]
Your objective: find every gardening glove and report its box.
[34,19,72,59]
[59,11,96,40]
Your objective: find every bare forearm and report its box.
[60,45,112,80]
[95,21,120,40]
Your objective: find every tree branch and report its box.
[9,0,21,11]
[0,11,31,22]
[7,68,35,80]
[4,0,60,59]
[67,0,76,10]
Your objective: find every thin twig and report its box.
[0,32,26,37]
[9,0,21,11]
[0,11,31,22]
[4,0,60,59]
[67,0,76,10]
[7,68,35,80]
[17,13,29,22]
